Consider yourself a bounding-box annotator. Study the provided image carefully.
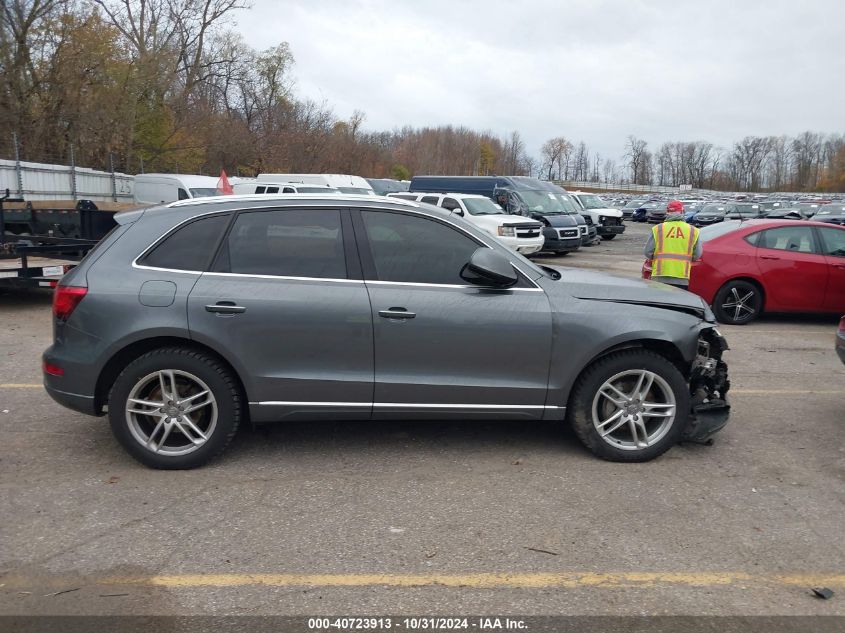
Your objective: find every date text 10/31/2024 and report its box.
[307,617,528,630]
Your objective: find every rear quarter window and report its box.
[140,213,230,271]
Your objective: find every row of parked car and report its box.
[223,174,629,257]
[616,197,845,227]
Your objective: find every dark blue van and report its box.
[409,176,582,254]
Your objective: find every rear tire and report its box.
[568,350,690,462]
[108,347,241,469]
[713,280,763,325]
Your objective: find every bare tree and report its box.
[625,135,649,184]
[541,136,572,180]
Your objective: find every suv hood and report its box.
[587,207,624,217]
[551,268,713,320]
[532,213,578,227]
[471,215,541,230]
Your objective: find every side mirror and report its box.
[460,248,518,288]
[451,207,464,216]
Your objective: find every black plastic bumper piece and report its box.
[683,398,731,443]
[597,225,625,236]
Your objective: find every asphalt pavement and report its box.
[1,221,843,619]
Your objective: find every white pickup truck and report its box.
[570,191,626,240]
[388,192,545,255]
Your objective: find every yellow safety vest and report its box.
[652,221,700,279]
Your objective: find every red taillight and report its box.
[43,360,64,377]
[839,317,845,334]
[52,285,87,321]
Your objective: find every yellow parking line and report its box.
[731,389,845,395]
[733,330,835,335]
[4,572,845,590]
[0,383,41,388]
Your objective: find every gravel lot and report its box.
[1,221,843,618]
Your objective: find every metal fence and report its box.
[0,158,133,202]
[557,180,697,194]
[0,133,135,202]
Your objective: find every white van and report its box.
[388,192,545,255]
[232,181,341,195]
[256,173,375,195]
[133,174,220,205]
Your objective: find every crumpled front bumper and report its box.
[684,397,731,443]
[683,328,731,443]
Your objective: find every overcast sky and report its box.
[235,0,844,162]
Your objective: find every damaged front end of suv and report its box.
[684,327,731,443]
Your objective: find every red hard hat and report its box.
[667,200,684,213]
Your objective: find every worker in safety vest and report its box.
[643,200,702,290]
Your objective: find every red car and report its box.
[643,220,845,324]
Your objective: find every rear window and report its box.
[141,213,230,271]
[699,220,743,242]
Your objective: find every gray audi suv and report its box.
[44,194,731,468]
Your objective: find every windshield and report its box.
[189,188,219,198]
[700,205,727,214]
[518,190,565,214]
[553,194,582,214]
[576,194,609,210]
[700,220,742,242]
[463,198,505,215]
[624,200,646,209]
[338,187,375,195]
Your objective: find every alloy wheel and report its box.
[721,287,758,322]
[591,369,676,451]
[125,369,218,456]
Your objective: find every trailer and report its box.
[0,192,140,289]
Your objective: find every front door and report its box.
[187,207,373,422]
[354,208,553,420]
[755,226,827,310]
[818,226,845,311]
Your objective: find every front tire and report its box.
[108,347,242,469]
[568,350,690,462]
[713,280,763,325]
[602,234,616,240]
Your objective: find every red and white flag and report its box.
[216,169,234,195]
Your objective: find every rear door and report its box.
[187,206,373,422]
[817,226,845,311]
[353,208,554,420]
[755,226,827,310]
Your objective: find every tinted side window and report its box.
[219,209,346,279]
[441,197,460,211]
[819,227,845,257]
[361,211,480,285]
[177,188,190,200]
[283,187,295,193]
[759,226,816,254]
[421,195,440,205]
[142,214,229,271]
[255,186,266,194]
[266,186,280,194]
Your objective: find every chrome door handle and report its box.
[205,302,246,314]
[378,308,416,320]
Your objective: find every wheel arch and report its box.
[716,276,767,310]
[565,338,689,410]
[94,336,248,417]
